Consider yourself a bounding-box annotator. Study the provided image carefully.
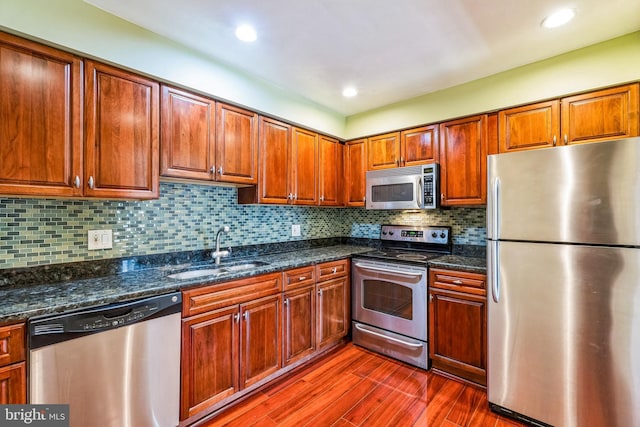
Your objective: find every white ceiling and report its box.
[85,0,640,116]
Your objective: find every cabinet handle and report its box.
[362,197,366,202]
[318,289,323,297]
[441,193,444,201]
[400,157,404,165]
[298,276,306,281]
[395,159,400,166]
[320,195,324,202]
[429,294,433,303]
[331,267,337,274]
[243,311,249,321]
[218,166,223,175]
[88,176,95,189]
[453,280,463,285]
[553,135,557,146]
[564,134,568,144]
[284,298,289,306]
[293,193,297,200]
[74,176,81,188]
[234,313,240,323]
[288,193,293,200]
[209,166,215,174]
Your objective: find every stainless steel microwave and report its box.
[366,164,439,210]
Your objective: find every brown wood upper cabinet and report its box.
[344,138,367,207]
[84,60,159,199]
[439,114,491,206]
[367,126,438,171]
[318,135,343,206]
[239,117,318,205]
[160,86,258,184]
[0,32,83,198]
[498,100,560,152]
[561,83,639,145]
[499,83,639,153]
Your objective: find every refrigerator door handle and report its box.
[491,241,500,303]
[492,177,501,238]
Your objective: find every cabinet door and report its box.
[401,125,439,166]
[429,288,487,385]
[160,85,215,180]
[367,132,400,170]
[344,139,367,207]
[317,277,349,350]
[283,285,315,366]
[318,135,342,206]
[181,306,239,420]
[291,127,318,205]
[240,294,282,389]
[439,114,488,206]
[561,84,639,145]
[216,103,258,184]
[498,100,560,153]
[258,117,291,204]
[0,32,82,197]
[0,363,26,404]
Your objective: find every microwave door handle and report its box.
[417,176,423,208]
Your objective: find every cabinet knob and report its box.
[218,166,223,175]
[400,157,404,165]
[318,289,323,297]
[88,176,95,189]
[288,193,293,200]
[293,193,297,200]
[332,267,337,274]
[284,298,289,306]
[553,135,557,146]
[453,280,463,285]
[209,166,215,174]
[320,195,324,202]
[243,311,249,321]
[299,276,306,281]
[564,134,568,144]
[362,197,366,202]
[234,313,240,323]
[395,159,400,166]
[429,294,433,303]
[74,176,81,188]
[441,193,444,201]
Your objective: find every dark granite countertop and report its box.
[1,242,487,324]
[0,245,372,324]
[428,255,487,274]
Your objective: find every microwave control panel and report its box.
[423,164,438,209]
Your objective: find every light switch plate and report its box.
[88,229,113,250]
[291,224,301,237]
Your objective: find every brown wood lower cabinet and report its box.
[428,268,487,386]
[0,323,26,404]
[180,260,350,424]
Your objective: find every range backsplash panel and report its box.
[1,182,485,269]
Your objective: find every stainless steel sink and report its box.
[166,260,269,280]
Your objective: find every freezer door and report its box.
[488,241,640,427]
[487,137,640,245]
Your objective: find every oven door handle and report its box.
[355,324,423,349]
[353,262,424,277]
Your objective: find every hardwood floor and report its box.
[199,343,527,427]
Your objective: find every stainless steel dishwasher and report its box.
[29,292,182,427]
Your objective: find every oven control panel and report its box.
[380,224,450,245]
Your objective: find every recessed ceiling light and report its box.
[542,8,575,28]
[235,24,257,42]
[342,87,358,98]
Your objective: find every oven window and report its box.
[371,183,414,202]
[362,279,413,320]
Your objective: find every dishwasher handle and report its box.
[29,292,182,349]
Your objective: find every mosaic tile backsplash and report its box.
[1,182,486,269]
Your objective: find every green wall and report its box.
[345,32,640,139]
[0,0,346,138]
[1,0,639,140]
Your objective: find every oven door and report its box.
[352,259,427,340]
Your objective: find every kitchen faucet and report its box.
[212,225,231,264]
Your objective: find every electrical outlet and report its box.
[291,224,301,237]
[88,229,113,250]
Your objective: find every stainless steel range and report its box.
[352,224,451,369]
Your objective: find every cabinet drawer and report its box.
[0,324,25,367]
[283,266,315,290]
[316,259,349,282]
[430,269,486,296]
[183,273,282,317]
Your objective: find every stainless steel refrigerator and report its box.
[487,137,640,427]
